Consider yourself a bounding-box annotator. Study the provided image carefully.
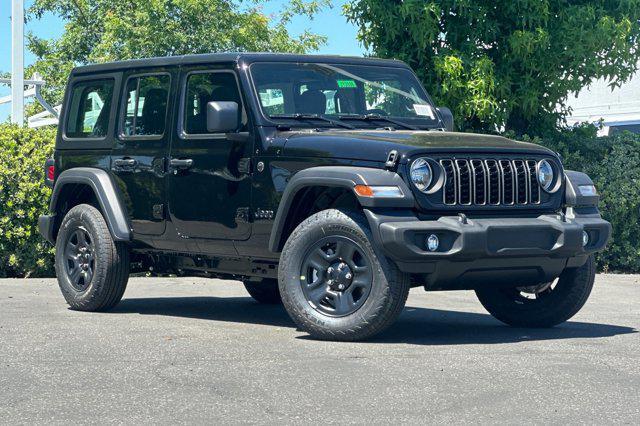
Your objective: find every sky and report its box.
[0,0,364,122]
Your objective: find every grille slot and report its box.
[470,160,487,205]
[441,160,457,205]
[527,160,541,204]
[485,160,501,205]
[455,160,472,205]
[439,158,544,206]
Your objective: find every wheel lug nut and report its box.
[338,284,345,290]
[346,273,352,279]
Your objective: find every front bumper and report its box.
[367,210,611,290]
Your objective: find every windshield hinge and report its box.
[385,150,399,170]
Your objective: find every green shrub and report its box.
[531,128,640,273]
[0,124,56,278]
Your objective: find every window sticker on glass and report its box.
[413,104,435,119]
[337,79,357,88]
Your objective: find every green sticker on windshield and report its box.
[337,79,357,88]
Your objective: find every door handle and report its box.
[169,158,194,171]
[113,158,137,169]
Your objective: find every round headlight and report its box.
[537,160,555,192]
[410,158,433,192]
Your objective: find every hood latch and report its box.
[385,150,399,170]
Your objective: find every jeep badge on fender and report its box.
[38,53,611,341]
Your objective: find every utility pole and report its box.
[11,0,24,125]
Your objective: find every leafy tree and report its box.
[345,0,640,135]
[23,0,329,108]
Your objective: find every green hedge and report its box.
[0,124,56,278]
[528,127,640,273]
[0,123,638,276]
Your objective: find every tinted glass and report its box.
[184,72,244,134]
[123,74,170,137]
[250,63,440,128]
[66,79,114,138]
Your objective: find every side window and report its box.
[184,72,245,135]
[123,74,170,137]
[66,79,114,138]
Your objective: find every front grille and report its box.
[440,158,542,206]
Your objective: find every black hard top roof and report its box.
[71,53,409,75]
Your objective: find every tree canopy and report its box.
[24,0,328,107]
[345,0,640,135]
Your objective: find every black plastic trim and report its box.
[268,166,414,252]
[564,170,599,207]
[38,214,56,245]
[364,208,611,289]
[47,168,131,242]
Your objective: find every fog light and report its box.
[426,234,439,252]
[582,231,589,247]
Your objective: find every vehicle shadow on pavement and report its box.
[371,305,638,345]
[112,297,296,328]
[111,296,637,345]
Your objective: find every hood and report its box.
[279,130,555,163]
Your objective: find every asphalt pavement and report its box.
[0,274,638,424]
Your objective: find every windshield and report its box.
[250,62,442,129]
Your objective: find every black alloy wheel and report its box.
[63,226,96,291]
[300,236,373,317]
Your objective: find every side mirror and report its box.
[207,101,239,133]
[436,107,455,132]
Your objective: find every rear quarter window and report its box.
[65,79,115,139]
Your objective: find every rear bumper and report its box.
[366,210,611,289]
[38,214,56,245]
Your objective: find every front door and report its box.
[167,68,252,241]
[111,70,174,236]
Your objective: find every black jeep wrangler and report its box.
[38,53,611,341]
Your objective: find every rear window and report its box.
[66,79,115,138]
[122,74,170,137]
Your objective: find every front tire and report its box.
[475,255,596,328]
[55,204,130,311]
[278,209,410,341]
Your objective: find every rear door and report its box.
[167,66,253,242]
[111,69,175,236]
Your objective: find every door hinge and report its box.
[152,204,165,220]
[238,158,252,174]
[235,207,250,223]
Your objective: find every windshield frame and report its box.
[246,60,445,130]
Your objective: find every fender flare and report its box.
[564,170,599,207]
[50,168,131,242]
[268,166,414,252]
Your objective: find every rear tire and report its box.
[475,255,596,327]
[55,204,130,311]
[243,279,281,304]
[278,209,410,341]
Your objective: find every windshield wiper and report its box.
[270,113,355,130]
[338,114,419,131]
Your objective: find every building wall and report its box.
[565,69,640,135]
